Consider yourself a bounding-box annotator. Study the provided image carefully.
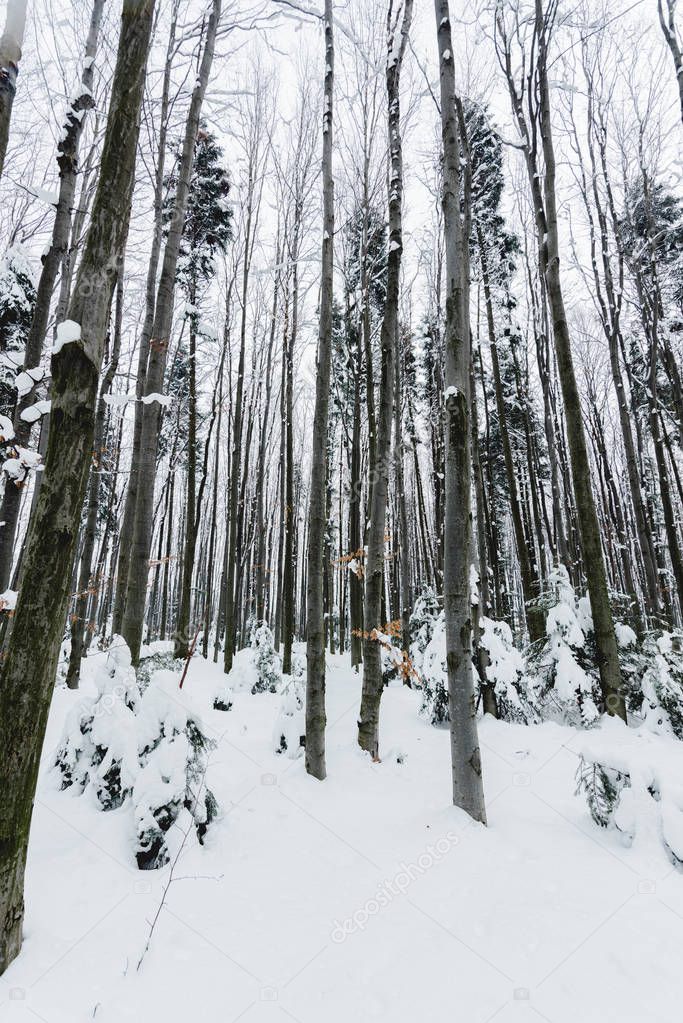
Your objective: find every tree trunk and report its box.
[122,0,221,665]
[357,0,413,757]
[0,0,103,590]
[112,1,178,634]
[0,0,27,182]
[0,0,154,975]
[305,0,335,779]
[435,0,487,823]
[65,264,122,688]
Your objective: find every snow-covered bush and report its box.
[576,718,683,867]
[529,566,601,726]
[54,639,217,870]
[273,652,305,757]
[633,632,683,737]
[479,616,539,724]
[419,612,449,726]
[136,644,177,693]
[251,622,282,694]
[213,677,234,712]
[408,588,440,674]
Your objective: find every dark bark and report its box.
[435,0,487,823]
[122,0,221,664]
[305,0,335,779]
[0,0,103,590]
[357,0,413,757]
[0,0,27,181]
[0,0,155,974]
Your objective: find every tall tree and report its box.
[305,0,335,780]
[357,0,413,757]
[122,0,222,664]
[434,0,487,823]
[0,0,155,974]
[0,0,104,592]
[496,0,626,720]
[0,0,27,181]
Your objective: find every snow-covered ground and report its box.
[2,649,683,1023]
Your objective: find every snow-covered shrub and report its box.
[479,616,539,724]
[251,622,281,694]
[136,644,177,693]
[213,678,233,712]
[419,612,449,726]
[529,566,601,726]
[54,639,217,870]
[576,719,683,867]
[637,632,683,737]
[273,653,305,757]
[408,588,440,675]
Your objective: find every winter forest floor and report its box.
[1,649,682,1023]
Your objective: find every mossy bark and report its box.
[0,0,155,975]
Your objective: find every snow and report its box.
[20,399,51,424]
[0,588,17,610]
[0,414,15,441]
[5,648,683,1021]
[52,319,82,355]
[140,392,173,407]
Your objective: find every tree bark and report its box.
[0,0,154,975]
[305,0,335,779]
[357,0,413,757]
[122,0,221,664]
[0,0,103,590]
[435,0,487,823]
[0,0,27,182]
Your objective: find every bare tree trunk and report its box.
[0,0,154,975]
[66,265,123,688]
[435,0,487,823]
[497,1,625,718]
[305,0,335,780]
[658,0,683,124]
[0,0,27,181]
[357,0,412,757]
[113,0,178,634]
[0,0,103,590]
[122,0,221,665]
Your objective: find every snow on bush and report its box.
[419,613,449,726]
[418,608,539,726]
[213,677,234,712]
[273,652,305,757]
[479,615,540,723]
[576,717,683,867]
[250,622,282,694]
[408,587,440,674]
[530,565,601,726]
[636,632,683,738]
[53,638,218,870]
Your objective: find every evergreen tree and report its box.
[0,247,36,416]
